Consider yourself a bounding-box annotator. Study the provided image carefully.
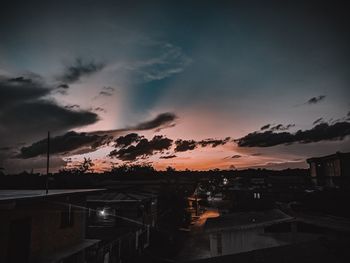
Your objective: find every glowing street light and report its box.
[98,208,106,217]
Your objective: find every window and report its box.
[61,204,74,228]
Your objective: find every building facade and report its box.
[0,189,103,263]
[307,152,350,187]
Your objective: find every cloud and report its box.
[260,124,271,130]
[269,124,295,131]
[99,91,112,96]
[260,123,295,132]
[313,117,324,125]
[174,139,197,152]
[102,86,115,92]
[0,75,50,110]
[124,42,192,83]
[1,100,98,135]
[231,155,242,159]
[93,107,106,112]
[64,104,80,109]
[307,95,326,104]
[174,137,230,152]
[160,154,177,159]
[131,112,177,131]
[57,83,69,89]
[235,121,350,147]
[198,137,231,147]
[18,131,111,158]
[0,75,99,146]
[114,133,143,148]
[59,58,104,83]
[16,112,177,160]
[109,135,173,161]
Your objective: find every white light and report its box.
[99,209,106,216]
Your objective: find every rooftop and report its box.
[87,191,156,203]
[307,151,350,163]
[0,189,105,202]
[205,209,294,232]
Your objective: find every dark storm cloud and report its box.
[198,137,231,147]
[160,154,177,159]
[18,131,111,159]
[17,112,177,159]
[0,75,50,109]
[131,112,177,131]
[231,155,242,159]
[114,133,143,148]
[109,135,173,161]
[235,121,350,147]
[1,100,98,133]
[0,75,99,147]
[59,58,104,83]
[174,139,197,152]
[307,95,326,104]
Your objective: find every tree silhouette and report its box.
[78,157,94,174]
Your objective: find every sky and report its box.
[0,0,349,173]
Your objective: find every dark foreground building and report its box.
[0,189,102,263]
[307,152,350,187]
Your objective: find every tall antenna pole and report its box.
[46,131,50,194]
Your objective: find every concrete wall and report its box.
[0,196,86,262]
[209,227,290,257]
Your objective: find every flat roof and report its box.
[307,151,350,163]
[205,209,294,232]
[0,189,105,202]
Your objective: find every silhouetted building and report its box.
[87,190,158,227]
[85,190,156,262]
[307,152,350,187]
[205,209,310,257]
[0,189,103,263]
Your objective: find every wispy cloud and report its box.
[307,95,326,104]
[59,58,104,83]
[120,42,192,83]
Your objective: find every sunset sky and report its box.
[1,0,349,173]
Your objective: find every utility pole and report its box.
[46,131,50,194]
